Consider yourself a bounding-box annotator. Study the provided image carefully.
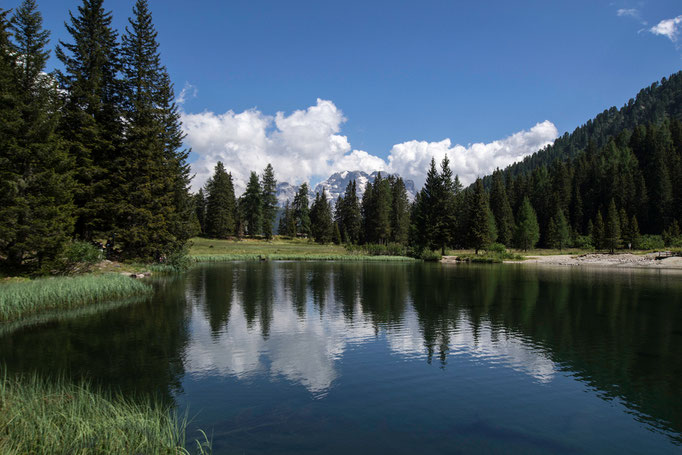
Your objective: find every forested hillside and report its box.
[476,72,682,248]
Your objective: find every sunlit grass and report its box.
[0,274,152,323]
[0,374,211,455]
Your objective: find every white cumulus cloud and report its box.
[183,99,558,192]
[650,15,682,42]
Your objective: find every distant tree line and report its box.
[0,0,193,273]
[200,73,682,254]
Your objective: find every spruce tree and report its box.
[547,209,570,250]
[342,180,361,243]
[310,189,333,243]
[243,171,263,237]
[469,179,494,254]
[514,197,540,251]
[56,0,122,240]
[293,183,311,237]
[390,177,410,244]
[0,1,75,272]
[411,158,440,251]
[261,163,277,239]
[438,155,457,250]
[604,199,621,253]
[372,173,392,244]
[333,222,342,245]
[117,0,181,259]
[278,200,291,236]
[194,189,206,235]
[593,211,605,251]
[204,162,235,238]
[489,169,515,245]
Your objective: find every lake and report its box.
[2,261,682,454]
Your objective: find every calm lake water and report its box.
[2,262,682,454]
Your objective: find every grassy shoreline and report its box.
[0,274,152,323]
[0,374,210,454]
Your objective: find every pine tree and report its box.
[204,162,235,238]
[56,0,122,240]
[194,189,206,235]
[438,155,457,250]
[372,173,392,244]
[469,179,494,254]
[310,188,333,243]
[342,180,361,243]
[547,209,570,250]
[604,199,621,253]
[0,1,75,272]
[278,200,291,236]
[333,222,342,245]
[411,158,441,250]
[514,197,540,251]
[625,215,640,249]
[489,169,515,246]
[390,177,410,244]
[293,183,311,237]
[261,163,277,239]
[116,0,182,259]
[594,211,605,251]
[243,171,263,237]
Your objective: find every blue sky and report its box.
[6,0,682,189]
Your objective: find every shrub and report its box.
[52,241,103,275]
[486,243,507,254]
[638,235,665,250]
[420,250,442,261]
[572,235,594,250]
[164,248,192,272]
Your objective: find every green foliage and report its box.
[261,163,277,239]
[486,242,507,254]
[310,188,333,243]
[489,169,515,245]
[293,183,311,237]
[243,171,263,236]
[662,220,681,247]
[53,240,103,274]
[419,250,442,262]
[0,274,152,322]
[164,247,192,272]
[335,180,361,244]
[547,209,571,250]
[0,2,74,273]
[204,162,236,238]
[604,199,621,253]
[0,374,210,454]
[514,197,540,251]
[468,179,495,253]
[638,235,665,250]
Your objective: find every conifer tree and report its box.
[341,180,361,243]
[411,158,440,250]
[204,162,235,238]
[594,211,605,251]
[514,197,540,251]
[56,0,122,240]
[438,155,457,250]
[310,189,333,243]
[278,200,291,236]
[194,189,206,235]
[117,0,183,258]
[333,222,342,245]
[469,179,494,254]
[0,2,75,271]
[604,199,621,253]
[243,171,263,237]
[489,169,515,245]
[293,183,311,237]
[390,177,410,244]
[547,209,570,250]
[372,173,392,244]
[624,215,640,249]
[261,163,277,239]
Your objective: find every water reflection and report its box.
[1,261,681,452]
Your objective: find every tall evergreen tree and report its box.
[547,209,570,250]
[411,158,440,250]
[489,169,515,246]
[469,179,494,254]
[261,163,277,239]
[514,197,540,251]
[116,0,182,258]
[204,162,235,238]
[0,1,75,271]
[604,199,621,253]
[293,183,311,237]
[56,0,122,240]
[390,177,410,244]
[243,171,263,237]
[194,189,206,235]
[341,180,361,243]
[371,173,392,244]
[310,189,333,243]
[593,211,605,250]
[279,200,292,236]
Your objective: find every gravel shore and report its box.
[506,253,682,269]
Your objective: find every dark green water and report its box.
[2,262,682,454]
